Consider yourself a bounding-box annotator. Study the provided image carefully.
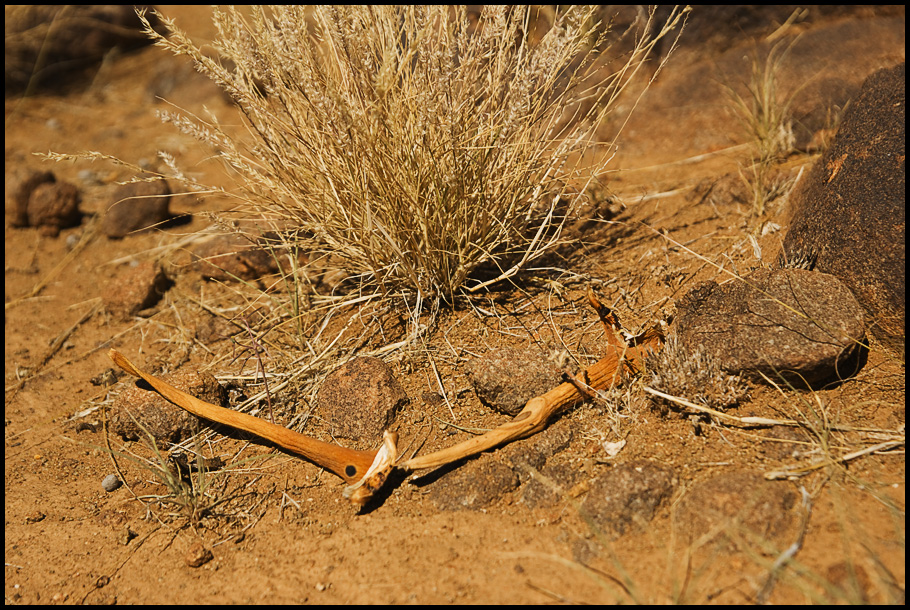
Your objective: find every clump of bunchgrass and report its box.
[646,334,749,414]
[135,6,687,307]
[724,37,802,218]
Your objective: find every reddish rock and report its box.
[184,541,214,568]
[467,347,564,416]
[317,357,407,449]
[675,268,867,386]
[5,5,161,94]
[110,368,228,445]
[7,169,55,227]
[191,234,278,281]
[674,471,800,553]
[103,179,171,238]
[27,181,81,236]
[581,460,677,538]
[102,261,172,319]
[780,63,905,353]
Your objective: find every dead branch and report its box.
[108,349,380,486]
[401,314,663,472]
[108,290,663,506]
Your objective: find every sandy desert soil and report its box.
[5,6,905,604]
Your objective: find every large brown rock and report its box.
[102,261,172,319]
[6,169,55,227]
[467,347,564,416]
[5,5,160,95]
[26,181,81,236]
[191,234,278,282]
[675,268,867,386]
[103,179,171,238]
[674,471,800,554]
[780,63,905,353]
[581,460,677,538]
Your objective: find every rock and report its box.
[191,234,278,281]
[317,357,407,449]
[467,347,564,416]
[110,369,228,445]
[5,5,160,95]
[500,418,574,479]
[580,460,677,538]
[103,179,171,238]
[674,268,867,386]
[780,63,905,353]
[521,460,582,509]
[7,169,55,227]
[101,474,122,492]
[674,471,800,553]
[430,458,519,511]
[102,261,172,318]
[429,419,574,510]
[27,181,82,236]
[184,541,213,568]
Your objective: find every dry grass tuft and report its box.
[724,37,802,218]
[646,334,750,414]
[135,6,687,307]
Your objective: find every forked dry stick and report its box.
[108,290,663,506]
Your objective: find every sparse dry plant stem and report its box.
[136,5,687,306]
[724,37,801,217]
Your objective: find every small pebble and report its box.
[184,541,214,568]
[102,474,122,492]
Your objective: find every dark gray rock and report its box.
[467,347,564,416]
[318,357,407,449]
[580,460,677,538]
[103,179,171,238]
[675,268,866,386]
[780,63,905,353]
[430,458,519,511]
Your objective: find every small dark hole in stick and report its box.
[345,465,357,477]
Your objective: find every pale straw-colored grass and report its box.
[135,6,687,307]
